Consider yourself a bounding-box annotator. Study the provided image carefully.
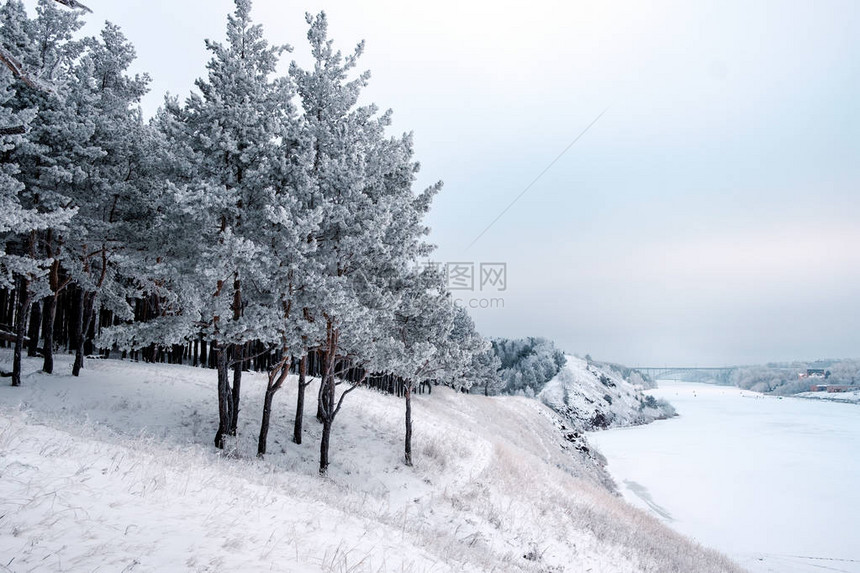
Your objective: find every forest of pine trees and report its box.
[0,0,500,474]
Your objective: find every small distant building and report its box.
[809,384,854,393]
[800,368,831,381]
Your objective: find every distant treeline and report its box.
[490,337,566,396]
[729,360,860,395]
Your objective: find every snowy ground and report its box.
[0,352,742,572]
[588,381,860,573]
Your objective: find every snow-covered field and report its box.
[0,352,743,572]
[588,381,860,573]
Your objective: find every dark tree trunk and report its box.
[258,382,276,457]
[72,290,95,377]
[293,355,307,445]
[41,294,58,373]
[5,288,16,327]
[228,276,242,435]
[26,299,40,357]
[404,383,413,466]
[214,342,233,449]
[42,293,60,374]
[320,417,332,474]
[12,278,32,387]
[230,345,242,435]
[0,289,7,337]
[316,370,325,423]
[257,356,290,458]
[318,339,335,475]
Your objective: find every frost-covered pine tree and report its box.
[59,22,149,376]
[292,11,447,473]
[470,342,504,396]
[0,0,80,384]
[354,126,447,467]
[253,74,321,459]
[385,266,454,466]
[149,0,293,449]
[0,0,87,95]
[444,305,498,394]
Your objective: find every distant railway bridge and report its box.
[633,367,736,384]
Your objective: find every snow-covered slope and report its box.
[540,355,675,431]
[0,351,740,572]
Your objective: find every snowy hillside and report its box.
[540,356,675,431]
[0,351,741,572]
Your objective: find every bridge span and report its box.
[633,367,736,383]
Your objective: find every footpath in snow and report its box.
[0,352,743,572]
[589,380,860,573]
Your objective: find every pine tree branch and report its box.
[0,125,26,136]
[332,371,367,419]
[0,0,93,93]
[0,48,39,90]
[228,343,275,368]
[54,0,92,13]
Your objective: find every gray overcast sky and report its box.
[27,0,860,366]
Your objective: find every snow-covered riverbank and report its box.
[588,381,860,573]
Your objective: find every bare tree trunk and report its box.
[42,293,61,373]
[42,252,63,373]
[320,415,332,474]
[257,355,291,458]
[230,344,242,435]
[293,355,307,444]
[318,338,335,475]
[12,278,32,387]
[26,299,40,357]
[228,275,242,435]
[257,385,276,457]
[214,342,233,449]
[404,383,413,466]
[72,290,95,377]
[316,371,325,423]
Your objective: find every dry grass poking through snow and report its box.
[0,352,745,572]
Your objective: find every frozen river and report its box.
[588,381,860,573]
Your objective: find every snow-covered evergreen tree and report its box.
[291,11,449,473]
[491,336,566,395]
[385,266,454,465]
[0,0,82,384]
[148,0,294,449]
[442,305,499,394]
[58,22,149,376]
